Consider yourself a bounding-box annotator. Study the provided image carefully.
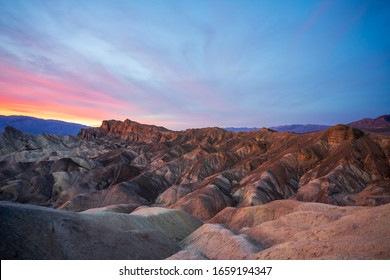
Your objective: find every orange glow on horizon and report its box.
[0,108,102,127]
[0,62,187,130]
[0,61,197,130]
[0,63,131,128]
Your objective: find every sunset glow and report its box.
[1,0,389,129]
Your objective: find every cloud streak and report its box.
[0,0,389,129]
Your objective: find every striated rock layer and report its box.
[1,118,390,259]
[1,120,390,221]
[78,119,177,143]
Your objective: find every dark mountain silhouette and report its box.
[225,114,390,135]
[0,115,89,136]
[269,124,330,133]
[224,127,259,132]
[225,124,330,133]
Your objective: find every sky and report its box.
[0,0,389,130]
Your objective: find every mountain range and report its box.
[349,114,390,135]
[0,115,89,136]
[225,124,331,133]
[1,116,390,259]
[225,115,390,135]
[2,114,390,136]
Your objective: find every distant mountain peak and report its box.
[3,125,23,138]
[269,124,330,133]
[224,114,390,135]
[223,127,259,133]
[349,114,390,135]
[225,124,330,133]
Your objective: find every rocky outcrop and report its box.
[0,126,112,162]
[1,122,390,221]
[325,124,364,145]
[251,201,390,259]
[173,200,390,259]
[78,119,177,143]
[1,118,390,260]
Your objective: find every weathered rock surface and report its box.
[0,202,201,259]
[1,120,390,222]
[1,119,390,260]
[78,119,177,143]
[173,200,390,259]
[251,202,390,259]
[170,223,261,260]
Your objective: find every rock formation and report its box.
[172,200,390,259]
[1,118,390,259]
[78,119,177,143]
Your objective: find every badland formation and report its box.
[1,116,390,259]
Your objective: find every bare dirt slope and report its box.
[0,201,201,259]
[170,200,390,259]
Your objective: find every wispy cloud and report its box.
[0,0,389,129]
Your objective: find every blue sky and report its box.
[0,0,389,129]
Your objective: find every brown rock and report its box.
[173,200,390,259]
[2,120,390,223]
[79,119,177,143]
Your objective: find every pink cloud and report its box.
[0,62,147,125]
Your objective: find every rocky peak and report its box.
[325,124,364,145]
[349,115,390,135]
[259,127,276,133]
[79,119,177,143]
[3,126,24,139]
